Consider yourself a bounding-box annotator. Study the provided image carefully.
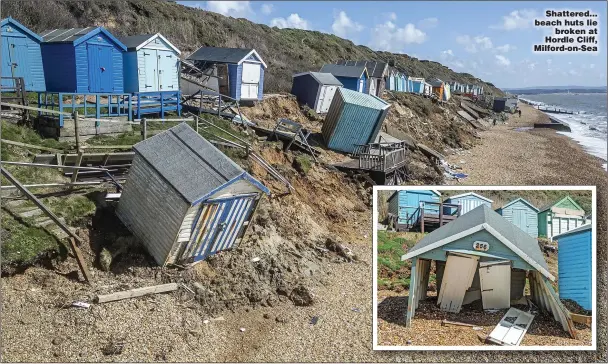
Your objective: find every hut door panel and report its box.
[1,38,14,88]
[479,260,511,309]
[87,45,114,92]
[437,254,479,313]
[206,196,256,256]
[241,62,260,83]
[513,209,527,231]
[180,203,221,261]
[6,37,29,85]
[369,79,376,96]
[142,49,159,91]
[318,86,336,113]
[157,50,176,90]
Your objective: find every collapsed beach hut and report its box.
[186,47,267,101]
[1,17,46,92]
[444,192,493,216]
[290,72,342,114]
[321,87,390,153]
[119,33,181,93]
[40,27,126,93]
[555,224,592,311]
[496,198,539,238]
[387,190,459,232]
[337,60,388,97]
[400,204,576,338]
[116,123,270,266]
[538,196,586,240]
[320,64,368,93]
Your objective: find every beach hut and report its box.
[496,198,539,238]
[337,60,388,97]
[444,192,493,216]
[118,33,181,93]
[40,27,126,93]
[400,204,574,338]
[398,73,407,92]
[429,79,446,100]
[291,72,343,114]
[1,17,46,92]
[386,69,396,91]
[116,123,270,266]
[391,71,400,91]
[387,190,441,231]
[410,77,425,94]
[423,81,432,96]
[321,87,390,153]
[538,196,586,240]
[186,47,267,101]
[320,64,368,93]
[443,83,451,101]
[555,224,592,311]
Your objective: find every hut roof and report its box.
[539,195,584,213]
[40,27,126,50]
[187,47,267,68]
[388,190,441,203]
[133,123,269,204]
[117,33,181,54]
[293,72,343,86]
[447,192,493,203]
[1,17,43,42]
[553,223,591,239]
[337,60,388,78]
[320,64,367,79]
[401,204,553,280]
[338,87,389,109]
[499,197,539,212]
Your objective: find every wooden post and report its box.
[406,258,418,327]
[73,111,80,152]
[439,201,444,226]
[70,150,84,183]
[141,118,148,140]
[420,202,425,233]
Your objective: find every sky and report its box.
[177,1,608,89]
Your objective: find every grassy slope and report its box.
[377,231,427,291]
[1,0,503,96]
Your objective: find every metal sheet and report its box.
[488,307,535,346]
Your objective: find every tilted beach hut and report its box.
[320,64,368,93]
[187,47,267,101]
[116,123,270,266]
[40,27,126,93]
[444,192,493,216]
[400,204,575,338]
[291,71,343,114]
[496,198,539,238]
[337,60,388,97]
[555,224,592,311]
[538,196,586,240]
[118,33,181,93]
[1,17,46,92]
[321,87,390,153]
[388,190,441,231]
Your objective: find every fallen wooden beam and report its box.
[1,139,63,153]
[96,283,179,303]
[441,319,476,327]
[570,313,592,327]
[68,237,92,283]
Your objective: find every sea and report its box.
[518,93,607,170]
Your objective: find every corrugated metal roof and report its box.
[133,123,247,204]
[40,27,96,42]
[117,34,156,49]
[338,87,389,110]
[320,64,366,78]
[187,46,253,64]
[405,204,550,273]
[337,60,388,78]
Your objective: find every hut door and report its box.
[6,36,30,86]
[369,79,377,96]
[437,254,479,313]
[181,195,257,263]
[318,85,336,113]
[478,260,511,309]
[157,50,176,90]
[87,44,114,92]
[142,49,159,91]
[241,62,260,99]
[1,37,14,89]
[513,209,527,232]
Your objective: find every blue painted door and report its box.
[1,37,13,89]
[142,49,158,91]
[158,50,177,91]
[181,195,256,263]
[87,44,113,92]
[2,35,29,89]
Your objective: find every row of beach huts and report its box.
[388,190,592,339]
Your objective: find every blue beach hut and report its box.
[388,190,441,231]
[320,64,368,93]
[1,17,46,91]
[496,198,539,238]
[555,224,592,311]
[40,27,127,93]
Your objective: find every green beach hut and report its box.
[538,196,586,240]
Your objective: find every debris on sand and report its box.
[101,339,126,356]
[289,285,314,306]
[325,238,357,262]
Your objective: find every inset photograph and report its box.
[373,187,595,350]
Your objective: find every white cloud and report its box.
[270,13,310,30]
[206,1,254,18]
[388,12,397,21]
[332,11,364,39]
[369,21,427,51]
[456,35,493,53]
[495,44,516,53]
[491,9,537,30]
[495,55,511,67]
[418,17,438,29]
[440,49,454,58]
[261,3,274,15]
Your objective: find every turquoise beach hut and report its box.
[496,198,539,238]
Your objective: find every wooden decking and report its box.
[395,201,462,233]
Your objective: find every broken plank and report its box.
[441,319,476,327]
[1,139,62,153]
[570,313,592,327]
[68,237,92,283]
[96,283,179,303]
[416,143,445,161]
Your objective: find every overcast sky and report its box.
[178,1,608,89]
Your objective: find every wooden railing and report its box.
[353,141,409,172]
